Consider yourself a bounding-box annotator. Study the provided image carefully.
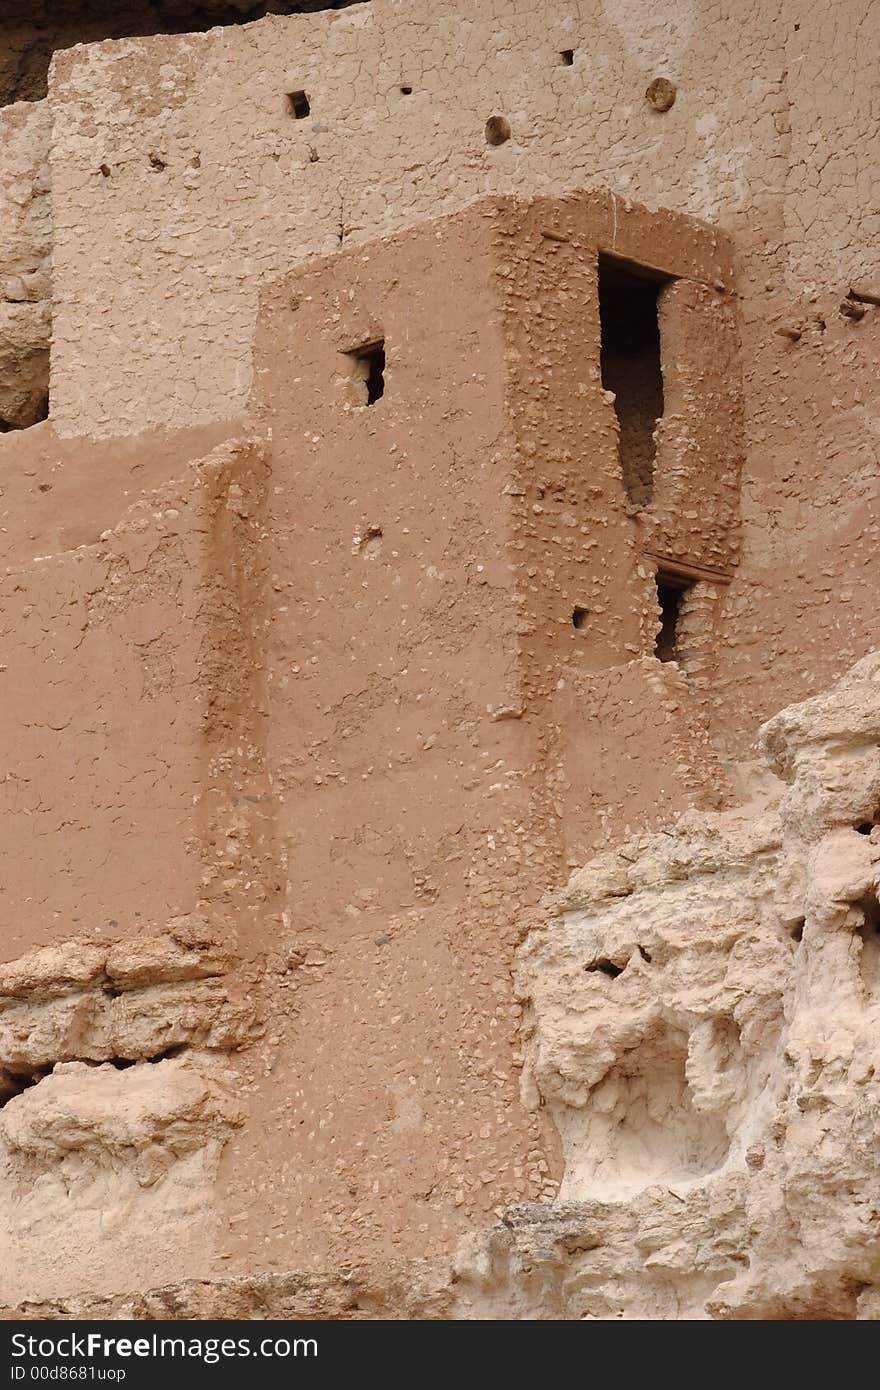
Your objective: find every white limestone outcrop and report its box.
[501,652,880,1318]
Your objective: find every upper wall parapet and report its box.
[2,1,876,442]
[38,0,778,438]
[0,2,365,105]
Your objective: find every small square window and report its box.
[347,340,385,406]
[288,90,310,119]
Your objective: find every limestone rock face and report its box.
[0,1054,245,1305]
[2,1056,243,1179]
[0,924,254,1302]
[0,922,255,1100]
[0,99,50,429]
[508,652,880,1319]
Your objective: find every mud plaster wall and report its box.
[0,196,742,1292]
[195,195,744,1276]
[44,0,765,441]
[484,192,739,865]
[0,437,273,959]
[39,0,880,765]
[0,188,735,1296]
[236,211,556,1272]
[0,0,877,1308]
[0,435,296,1299]
[251,190,740,893]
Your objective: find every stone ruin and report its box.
[0,0,878,1319]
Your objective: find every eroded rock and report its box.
[0,99,50,429]
[509,653,880,1318]
[2,1057,243,1182]
[0,921,256,1302]
[0,922,254,1098]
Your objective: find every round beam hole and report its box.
[485,116,511,146]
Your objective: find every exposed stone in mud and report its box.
[0,1261,455,1322]
[0,1051,246,1304]
[0,919,231,1001]
[2,1058,244,1182]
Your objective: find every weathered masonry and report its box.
[0,0,878,1321]
[250,192,742,907]
[0,191,743,1302]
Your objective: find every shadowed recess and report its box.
[598,253,668,508]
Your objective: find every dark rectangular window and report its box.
[347,340,385,406]
[598,255,668,508]
[654,570,693,663]
[288,90,311,119]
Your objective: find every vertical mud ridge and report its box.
[487,199,586,904]
[196,440,283,954]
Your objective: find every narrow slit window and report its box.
[288,90,311,119]
[654,571,693,663]
[598,254,668,508]
[348,340,385,406]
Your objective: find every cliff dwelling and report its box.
[0,0,878,1330]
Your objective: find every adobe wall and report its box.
[0,417,233,570]
[30,0,878,760]
[0,190,743,1296]
[226,207,550,1272]
[42,0,781,439]
[249,187,739,886]
[0,4,363,105]
[0,431,269,961]
[208,194,739,1277]
[485,191,739,866]
[0,434,289,1300]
